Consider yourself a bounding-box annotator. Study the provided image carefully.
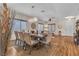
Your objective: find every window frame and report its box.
[12,18,28,32]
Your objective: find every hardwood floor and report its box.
[5,36,79,56]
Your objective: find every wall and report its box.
[55,20,75,36]
[13,11,76,36]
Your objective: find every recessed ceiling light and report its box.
[32,6,35,8]
[49,18,51,21]
[41,10,45,12]
[52,17,55,19]
[28,17,38,22]
[65,16,75,19]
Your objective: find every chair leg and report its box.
[15,39,18,46]
[23,41,26,50]
[22,42,24,49]
[29,46,32,55]
[18,40,20,47]
[21,41,25,49]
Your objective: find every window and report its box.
[48,24,56,33]
[37,23,44,34]
[21,21,27,32]
[12,19,27,32]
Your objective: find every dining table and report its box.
[15,32,52,55]
[28,33,51,54]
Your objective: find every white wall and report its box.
[55,20,75,36]
[13,11,76,36]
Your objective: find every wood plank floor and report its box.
[5,36,79,56]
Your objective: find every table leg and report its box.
[29,46,32,55]
[23,41,26,50]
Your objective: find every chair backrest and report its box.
[46,35,52,43]
[14,31,24,40]
[10,31,16,40]
[15,31,33,45]
[18,32,24,41]
[14,31,19,39]
[23,33,32,45]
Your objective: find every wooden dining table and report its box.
[14,31,52,55]
[28,34,51,54]
[29,34,47,44]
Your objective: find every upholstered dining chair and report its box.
[23,33,31,47]
[18,32,27,49]
[14,31,20,46]
[15,31,24,49]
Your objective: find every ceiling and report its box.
[0,3,78,35]
[1,3,79,21]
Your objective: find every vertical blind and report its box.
[12,19,27,32]
[37,23,44,34]
[48,24,56,33]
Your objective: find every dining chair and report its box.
[23,33,31,47]
[15,31,24,49]
[18,32,25,49]
[14,31,20,46]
